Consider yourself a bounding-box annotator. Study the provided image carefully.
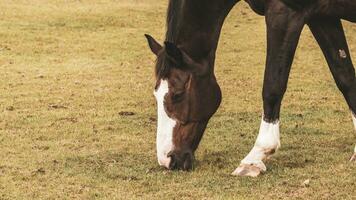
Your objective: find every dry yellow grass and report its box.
[0,0,356,199]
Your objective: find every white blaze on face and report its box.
[154,80,176,168]
[240,119,280,171]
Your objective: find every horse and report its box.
[145,0,356,176]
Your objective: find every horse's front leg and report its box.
[308,18,356,161]
[232,1,305,177]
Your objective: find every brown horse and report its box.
[145,0,356,176]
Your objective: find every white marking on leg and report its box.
[339,49,347,59]
[154,80,176,168]
[240,118,280,171]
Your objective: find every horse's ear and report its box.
[164,42,208,76]
[145,34,162,56]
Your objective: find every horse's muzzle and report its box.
[167,150,194,171]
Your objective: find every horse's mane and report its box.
[165,0,183,42]
[280,0,317,10]
[155,0,183,79]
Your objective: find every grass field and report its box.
[1,0,356,199]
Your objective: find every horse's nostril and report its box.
[167,151,174,158]
[168,153,177,170]
[166,151,194,171]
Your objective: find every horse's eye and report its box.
[172,91,185,102]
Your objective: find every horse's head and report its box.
[145,34,221,170]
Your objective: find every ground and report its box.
[0,0,356,199]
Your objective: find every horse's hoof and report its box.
[231,164,263,177]
[350,153,356,162]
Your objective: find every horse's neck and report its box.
[175,0,238,60]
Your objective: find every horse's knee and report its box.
[334,72,356,94]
